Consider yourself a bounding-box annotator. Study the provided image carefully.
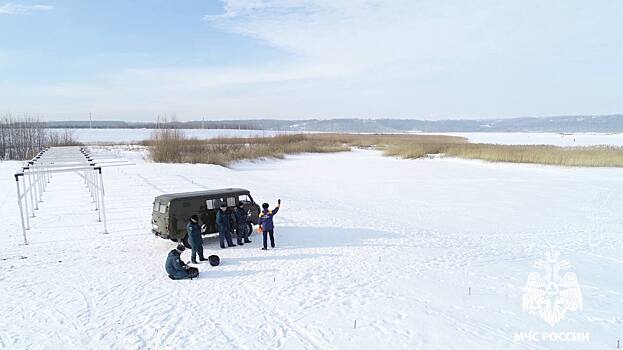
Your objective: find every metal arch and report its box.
[14,146,133,244]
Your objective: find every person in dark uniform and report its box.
[165,245,198,280]
[258,199,281,250]
[187,215,207,263]
[234,202,251,245]
[216,203,236,249]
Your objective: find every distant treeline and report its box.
[45,115,623,132]
[46,120,261,130]
[1,115,81,160]
[244,115,623,132]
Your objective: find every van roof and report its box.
[155,188,250,202]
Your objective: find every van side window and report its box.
[206,199,216,210]
[227,197,236,207]
[238,195,250,203]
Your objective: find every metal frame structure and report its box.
[14,146,133,245]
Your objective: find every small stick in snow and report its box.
[468,287,471,296]
[354,320,357,329]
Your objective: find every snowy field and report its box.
[49,128,295,144]
[422,132,623,147]
[1,146,622,349]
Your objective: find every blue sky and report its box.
[1,0,622,121]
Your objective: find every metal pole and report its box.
[93,168,101,221]
[90,164,97,203]
[31,163,38,203]
[31,164,40,210]
[86,166,92,199]
[36,163,43,202]
[15,173,28,245]
[43,163,49,188]
[97,168,108,234]
[21,168,30,230]
[26,168,36,217]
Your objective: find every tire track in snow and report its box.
[210,318,251,350]
[136,174,166,193]
[177,175,209,189]
[0,331,8,348]
[242,282,335,350]
[417,299,543,350]
[3,282,85,348]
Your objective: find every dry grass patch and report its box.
[443,143,623,167]
[146,131,350,166]
[147,130,623,167]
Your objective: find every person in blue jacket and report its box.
[258,199,281,250]
[216,203,236,249]
[187,215,207,263]
[165,245,193,280]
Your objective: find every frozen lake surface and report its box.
[49,128,295,144]
[52,128,623,147]
[1,147,621,349]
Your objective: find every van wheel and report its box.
[246,223,253,236]
[182,234,191,249]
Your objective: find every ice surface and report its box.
[49,128,623,147]
[48,128,295,144]
[0,147,621,349]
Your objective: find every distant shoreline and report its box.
[43,115,623,133]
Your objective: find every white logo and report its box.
[522,250,583,326]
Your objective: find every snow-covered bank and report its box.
[1,149,622,349]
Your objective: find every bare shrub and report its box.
[0,114,47,160]
[46,129,82,147]
[148,128,187,163]
[0,115,85,160]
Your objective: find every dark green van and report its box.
[152,188,260,247]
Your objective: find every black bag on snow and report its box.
[208,255,220,266]
[187,267,199,278]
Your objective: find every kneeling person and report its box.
[165,245,198,280]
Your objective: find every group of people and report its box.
[165,199,281,280]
